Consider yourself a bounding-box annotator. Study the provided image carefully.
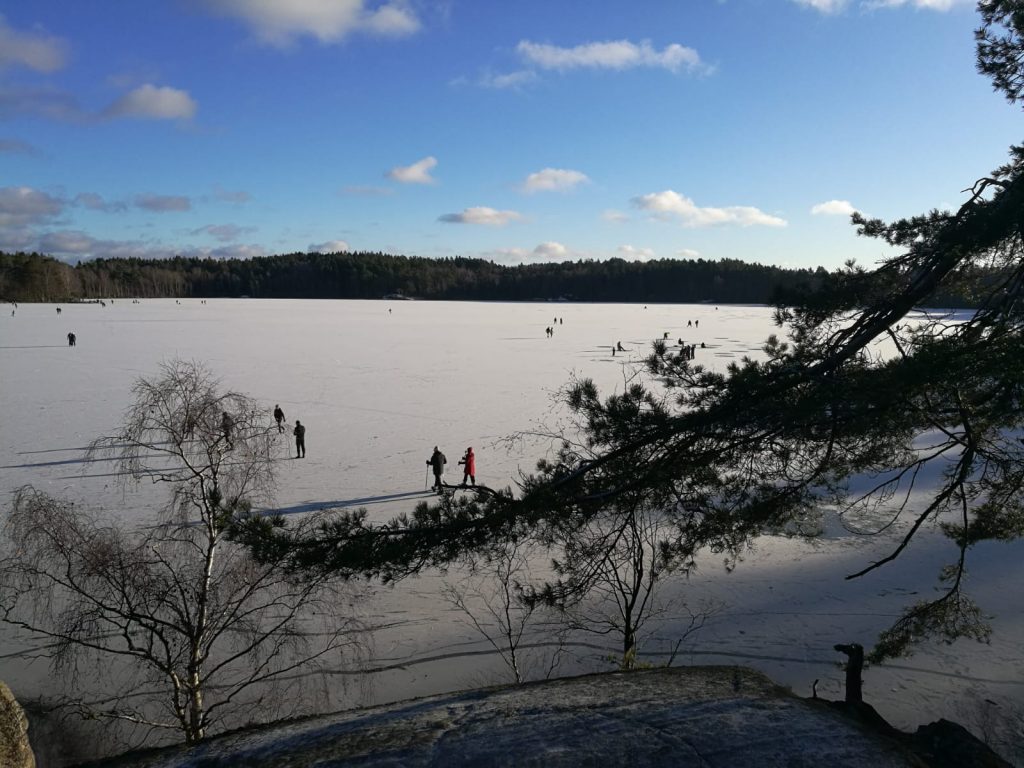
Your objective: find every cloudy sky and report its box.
[0,0,1018,269]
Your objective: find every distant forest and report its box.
[0,250,981,306]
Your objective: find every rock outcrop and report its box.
[0,681,35,768]
[92,666,944,767]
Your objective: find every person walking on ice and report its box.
[458,447,476,487]
[427,446,447,492]
[293,420,306,458]
[273,404,285,433]
[221,411,234,449]
[67,332,76,346]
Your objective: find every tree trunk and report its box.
[834,643,864,705]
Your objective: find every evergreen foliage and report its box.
[0,249,840,305]
[231,2,1024,662]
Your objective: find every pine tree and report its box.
[232,2,1024,661]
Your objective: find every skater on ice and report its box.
[458,447,476,487]
[427,446,447,492]
[221,411,234,448]
[293,420,306,458]
[273,404,285,433]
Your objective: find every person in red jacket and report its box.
[458,447,476,487]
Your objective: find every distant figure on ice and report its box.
[293,420,306,458]
[695,319,699,328]
[701,342,706,349]
[67,332,76,346]
[427,446,447,492]
[617,341,624,351]
[611,345,616,357]
[56,307,61,315]
[273,404,285,433]
[687,320,692,327]
[221,411,234,448]
[459,447,476,486]
[182,413,196,442]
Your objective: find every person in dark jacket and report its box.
[221,411,233,448]
[273,404,285,433]
[293,420,306,458]
[427,446,447,492]
[458,447,476,487]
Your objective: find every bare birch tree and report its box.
[0,360,363,747]
[441,538,566,685]
[531,496,715,671]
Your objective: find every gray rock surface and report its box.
[0,680,36,768]
[97,666,927,767]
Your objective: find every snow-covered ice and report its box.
[1,299,1021,759]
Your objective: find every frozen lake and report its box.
[1,299,1022,759]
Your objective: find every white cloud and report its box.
[0,227,34,252]
[387,156,437,184]
[476,70,537,90]
[0,15,68,72]
[602,209,629,223]
[187,243,264,260]
[438,207,523,226]
[308,239,351,253]
[617,244,655,261]
[362,3,420,36]
[135,194,192,212]
[865,0,968,8]
[105,84,197,121]
[213,186,252,203]
[193,224,255,242]
[792,0,849,12]
[795,0,968,11]
[75,192,126,212]
[522,168,590,194]
[517,39,706,74]
[677,248,700,258]
[38,229,95,254]
[0,186,64,228]
[810,199,858,216]
[0,138,40,156]
[534,241,569,259]
[0,85,83,121]
[199,0,420,45]
[632,190,787,228]
[30,228,269,263]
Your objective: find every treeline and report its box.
[0,249,978,306]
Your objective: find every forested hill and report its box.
[0,250,830,303]
[0,249,971,306]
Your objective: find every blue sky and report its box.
[0,0,1018,269]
